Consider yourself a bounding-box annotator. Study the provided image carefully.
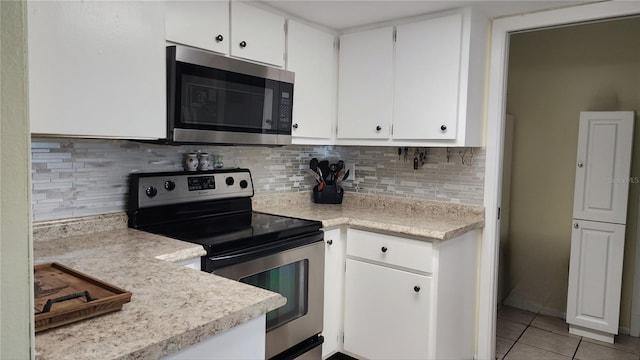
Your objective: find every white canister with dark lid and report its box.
[198,153,211,170]
[184,152,198,171]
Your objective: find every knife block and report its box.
[313,184,344,204]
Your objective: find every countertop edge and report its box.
[33,228,286,360]
[122,294,286,360]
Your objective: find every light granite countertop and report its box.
[33,225,286,360]
[32,191,483,360]
[252,192,485,240]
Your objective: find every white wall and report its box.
[0,0,34,358]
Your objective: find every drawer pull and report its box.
[414,286,421,293]
[381,246,388,253]
[326,239,333,245]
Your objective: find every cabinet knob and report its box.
[577,162,583,168]
[376,125,382,131]
[574,223,579,229]
[292,123,299,129]
[239,41,247,48]
[326,239,333,245]
[381,246,388,253]
[215,34,224,42]
[414,286,421,293]
[440,125,447,131]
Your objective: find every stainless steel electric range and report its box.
[127,168,324,360]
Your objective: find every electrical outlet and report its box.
[345,162,355,181]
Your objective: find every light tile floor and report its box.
[496,306,640,360]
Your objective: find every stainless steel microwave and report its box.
[166,45,294,145]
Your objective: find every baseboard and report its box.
[630,314,640,336]
[618,326,630,335]
[502,297,566,319]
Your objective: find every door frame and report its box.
[479,2,640,358]
[632,189,640,336]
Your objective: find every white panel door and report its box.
[28,1,166,139]
[343,259,430,359]
[287,20,336,141]
[164,315,265,359]
[573,111,634,224]
[337,27,394,139]
[393,14,463,140]
[566,220,625,334]
[230,2,285,67]
[321,228,345,358]
[165,1,229,54]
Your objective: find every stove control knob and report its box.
[239,180,248,189]
[225,177,235,186]
[145,186,158,197]
[164,180,176,191]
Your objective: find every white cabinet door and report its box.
[566,220,625,334]
[28,1,166,139]
[175,257,201,271]
[393,14,463,140]
[322,228,345,358]
[230,2,285,67]
[165,1,229,54]
[573,111,634,224]
[287,20,336,142]
[337,27,394,139]
[163,314,265,359]
[343,259,430,359]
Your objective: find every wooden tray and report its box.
[34,262,132,332]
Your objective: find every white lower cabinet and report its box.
[163,314,265,359]
[322,228,346,358]
[175,257,201,271]
[332,228,479,360]
[344,259,430,359]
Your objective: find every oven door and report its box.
[212,240,324,359]
[167,46,293,145]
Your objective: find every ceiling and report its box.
[262,0,590,31]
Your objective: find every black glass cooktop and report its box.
[140,211,322,255]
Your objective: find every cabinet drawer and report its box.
[346,229,432,272]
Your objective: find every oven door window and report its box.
[175,62,281,134]
[239,260,308,331]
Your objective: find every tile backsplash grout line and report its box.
[31,138,486,221]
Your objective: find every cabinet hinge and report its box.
[335,39,340,50]
[341,332,345,343]
[393,28,397,42]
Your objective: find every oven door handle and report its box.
[207,231,323,270]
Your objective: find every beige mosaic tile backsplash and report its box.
[31,138,485,221]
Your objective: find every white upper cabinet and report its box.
[335,8,488,146]
[393,14,462,140]
[337,27,394,139]
[287,20,337,143]
[573,111,634,224]
[165,1,229,54]
[28,1,166,139]
[231,2,285,67]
